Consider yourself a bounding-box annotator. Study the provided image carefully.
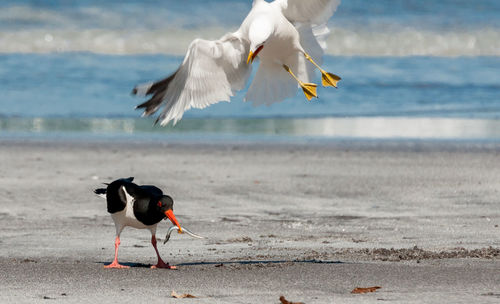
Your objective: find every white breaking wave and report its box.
[1,27,499,57]
[328,27,500,57]
[0,27,228,55]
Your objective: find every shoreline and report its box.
[4,134,500,150]
[3,116,500,143]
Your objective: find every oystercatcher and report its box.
[94,177,182,269]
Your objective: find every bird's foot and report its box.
[321,71,341,88]
[104,261,130,269]
[151,261,177,270]
[300,82,318,101]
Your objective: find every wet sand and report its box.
[0,140,499,303]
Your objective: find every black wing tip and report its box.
[135,96,157,112]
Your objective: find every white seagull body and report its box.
[133,0,342,125]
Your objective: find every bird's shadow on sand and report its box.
[97,259,344,268]
[97,262,153,268]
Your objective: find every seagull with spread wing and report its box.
[132,0,342,125]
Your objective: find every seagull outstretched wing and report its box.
[277,0,341,25]
[133,33,251,126]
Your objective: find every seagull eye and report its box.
[157,201,162,207]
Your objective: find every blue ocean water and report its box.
[0,0,499,141]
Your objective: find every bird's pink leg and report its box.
[150,235,176,269]
[104,236,130,269]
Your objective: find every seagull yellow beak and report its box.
[247,45,264,64]
[247,51,254,64]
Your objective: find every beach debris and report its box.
[226,236,253,243]
[21,258,37,263]
[351,286,382,294]
[279,295,304,304]
[163,226,206,244]
[171,290,196,298]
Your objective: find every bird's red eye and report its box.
[157,201,162,207]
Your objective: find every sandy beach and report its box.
[0,140,499,303]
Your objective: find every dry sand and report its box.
[0,140,499,303]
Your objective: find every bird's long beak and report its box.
[165,209,182,233]
[247,45,264,64]
[247,51,254,64]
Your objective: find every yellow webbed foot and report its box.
[321,71,341,88]
[300,82,318,101]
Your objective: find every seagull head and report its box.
[157,195,182,232]
[247,18,273,64]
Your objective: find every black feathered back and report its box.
[104,177,134,214]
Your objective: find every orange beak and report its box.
[165,209,182,233]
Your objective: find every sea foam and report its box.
[1,3,499,57]
[1,27,499,57]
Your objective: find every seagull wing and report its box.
[277,0,341,25]
[134,33,251,126]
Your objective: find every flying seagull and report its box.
[132,0,342,125]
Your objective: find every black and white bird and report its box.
[132,0,342,125]
[94,177,182,269]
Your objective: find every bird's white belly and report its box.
[111,200,156,231]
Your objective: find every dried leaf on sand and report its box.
[279,295,304,304]
[351,286,382,294]
[171,290,196,298]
